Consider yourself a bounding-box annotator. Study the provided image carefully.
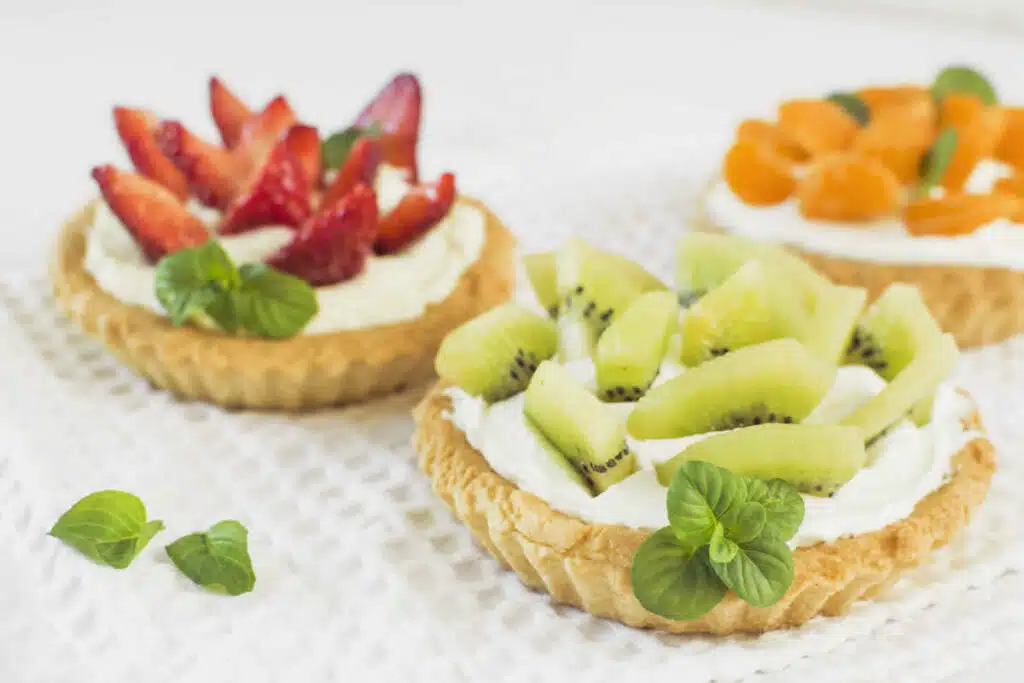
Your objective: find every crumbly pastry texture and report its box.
[413,385,996,635]
[693,180,1024,349]
[51,198,516,410]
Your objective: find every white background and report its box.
[1,1,1023,681]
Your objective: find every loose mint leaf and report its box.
[630,528,728,621]
[745,479,804,542]
[827,91,870,126]
[931,65,998,105]
[321,122,382,170]
[720,500,768,544]
[165,520,256,596]
[708,524,739,564]
[711,537,794,608]
[154,242,240,328]
[234,264,318,338]
[49,490,164,569]
[666,460,747,549]
[917,127,959,196]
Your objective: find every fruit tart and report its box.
[698,64,1024,348]
[51,73,515,409]
[413,236,995,634]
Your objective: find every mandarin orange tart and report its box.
[413,237,995,634]
[701,65,1024,348]
[51,73,515,409]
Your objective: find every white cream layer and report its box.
[447,361,979,548]
[705,160,1024,268]
[84,166,486,334]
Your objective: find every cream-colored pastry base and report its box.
[413,385,996,635]
[694,182,1024,349]
[51,199,516,410]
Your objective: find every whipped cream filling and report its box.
[705,160,1024,268]
[447,361,980,548]
[84,165,486,334]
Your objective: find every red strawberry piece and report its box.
[375,172,455,254]
[354,73,421,182]
[284,124,322,188]
[235,96,297,178]
[220,140,312,235]
[113,107,189,200]
[92,165,209,261]
[210,76,253,148]
[321,136,382,208]
[268,184,379,286]
[156,121,242,209]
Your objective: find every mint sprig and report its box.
[630,461,804,621]
[155,242,318,339]
[826,91,870,126]
[931,65,998,105]
[49,490,164,569]
[917,127,959,197]
[165,520,256,596]
[321,121,382,170]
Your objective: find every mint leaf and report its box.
[931,65,998,105]
[321,122,381,170]
[745,479,804,542]
[708,524,739,564]
[720,500,767,544]
[630,528,728,621]
[154,241,238,327]
[827,92,870,126]
[666,460,747,549]
[710,537,794,608]
[165,520,255,596]
[49,490,164,569]
[917,128,959,196]
[234,264,318,339]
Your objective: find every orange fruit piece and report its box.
[992,172,1024,221]
[852,99,937,184]
[856,85,930,117]
[722,139,797,206]
[777,99,860,158]
[797,153,900,221]
[736,119,808,162]
[995,106,1024,170]
[938,93,1007,191]
[903,192,1020,236]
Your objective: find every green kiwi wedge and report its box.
[655,424,867,497]
[841,333,959,442]
[524,360,637,493]
[799,285,868,364]
[845,284,943,380]
[525,421,596,495]
[436,303,558,402]
[523,252,559,317]
[628,338,836,439]
[595,291,679,402]
[555,239,668,360]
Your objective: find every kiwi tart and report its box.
[414,236,996,634]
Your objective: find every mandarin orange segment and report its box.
[797,153,900,221]
[903,192,1020,236]
[995,106,1024,169]
[992,173,1024,221]
[736,119,808,162]
[723,139,797,206]
[938,93,1007,191]
[856,85,931,116]
[777,99,860,158]
[852,99,937,184]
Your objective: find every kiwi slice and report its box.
[525,421,595,495]
[841,333,959,442]
[845,284,943,380]
[555,239,667,360]
[799,285,868,364]
[524,361,637,493]
[628,338,836,439]
[595,291,679,402]
[435,303,558,402]
[523,252,559,317]
[655,424,867,497]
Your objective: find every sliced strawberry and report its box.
[268,184,379,286]
[210,76,253,148]
[220,140,312,235]
[92,165,209,261]
[321,136,382,208]
[284,124,322,188]
[156,121,241,209]
[113,107,189,200]
[375,172,455,254]
[235,96,297,178]
[354,73,421,181]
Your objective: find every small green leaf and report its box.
[630,528,728,621]
[49,490,164,569]
[708,524,739,564]
[154,242,239,327]
[931,65,998,105]
[745,479,804,542]
[711,537,794,608]
[321,122,382,170]
[918,127,959,196]
[165,520,256,596]
[234,264,318,338]
[827,92,870,126]
[720,500,767,544]
[666,460,747,549]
